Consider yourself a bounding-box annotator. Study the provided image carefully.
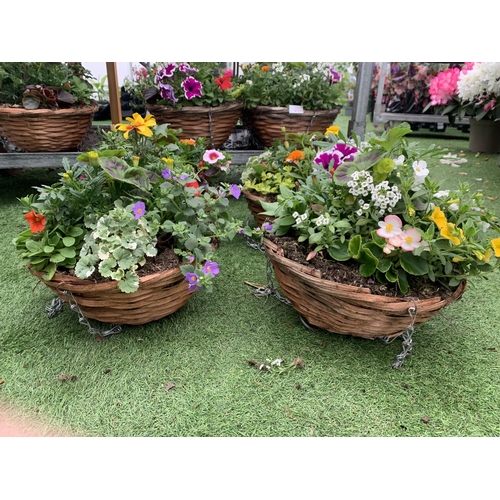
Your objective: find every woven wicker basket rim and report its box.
[29,264,183,294]
[249,105,342,117]
[263,237,467,304]
[0,103,99,118]
[146,101,243,115]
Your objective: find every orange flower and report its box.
[261,65,270,72]
[180,139,196,146]
[24,210,46,233]
[285,150,305,162]
[215,73,232,90]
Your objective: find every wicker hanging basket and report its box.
[242,189,276,227]
[243,105,342,147]
[145,101,243,148]
[0,103,99,152]
[264,237,467,340]
[29,265,193,326]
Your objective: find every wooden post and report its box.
[106,62,122,125]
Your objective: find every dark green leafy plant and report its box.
[0,62,94,109]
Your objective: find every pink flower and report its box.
[376,215,403,239]
[429,68,461,106]
[400,228,422,252]
[202,149,225,164]
[483,99,497,113]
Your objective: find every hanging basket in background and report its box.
[0,103,99,152]
[242,189,276,227]
[146,102,243,148]
[29,265,193,326]
[263,237,467,340]
[243,105,342,147]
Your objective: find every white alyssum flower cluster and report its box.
[293,211,308,225]
[457,62,500,102]
[347,171,402,217]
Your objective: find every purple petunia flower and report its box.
[155,63,177,83]
[314,143,359,172]
[178,62,197,76]
[162,168,172,180]
[159,83,178,103]
[230,184,241,199]
[185,272,202,292]
[329,67,342,83]
[132,201,146,219]
[263,222,273,232]
[182,77,203,100]
[202,260,219,277]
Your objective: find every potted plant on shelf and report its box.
[13,112,243,327]
[237,62,347,147]
[0,62,98,152]
[425,62,500,153]
[123,62,243,148]
[245,122,500,343]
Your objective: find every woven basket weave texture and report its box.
[242,190,276,227]
[146,102,243,148]
[30,265,192,326]
[0,103,98,152]
[243,105,341,147]
[264,238,466,340]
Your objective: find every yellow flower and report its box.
[325,125,340,136]
[429,206,447,230]
[440,223,464,245]
[452,257,466,262]
[407,205,415,217]
[472,249,484,261]
[116,113,156,139]
[483,248,493,263]
[88,150,100,167]
[162,157,174,166]
[492,238,500,257]
[62,172,70,179]
[132,156,140,167]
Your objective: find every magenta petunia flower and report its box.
[178,62,197,76]
[203,149,224,164]
[132,201,146,219]
[202,260,219,277]
[159,83,178,103]
[329,67,342,83]
[182,77,203,100]
[314,150,338,170]
[155,63,177,83]
[314,143,358,172]
[230,184,241,199]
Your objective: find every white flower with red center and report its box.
[376,214,403,239]
[203,149,225,164]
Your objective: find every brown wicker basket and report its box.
[242,189,276,227]
[264,238,467,340]
[29,265,193,326]
[146,101,243,148]
[0,103,99,152]
[243,105,342,147]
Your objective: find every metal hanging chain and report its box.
[44,291,122,337]
[383,298,417,369]
[306,111,317,134]
[208,108,215,148]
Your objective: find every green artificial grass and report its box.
[1,118,500,437]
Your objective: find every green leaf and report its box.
[59,247,76,259]
[118,272,140,293]
[62,236,76,247]
[348,234,362,259]
[396,269,409,294]
[399,252,429,276]
[49,253,66,263]
[41,262,57,281]
[43,245,55,253]
[327,241,350,261]
[358,248,378,277]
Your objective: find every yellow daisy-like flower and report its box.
[325,125,340,136]
[162,157,174,166]
[116,113,156,140]
[429,206,447,230]
[492,238,500,257]
[440,223,464,245]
